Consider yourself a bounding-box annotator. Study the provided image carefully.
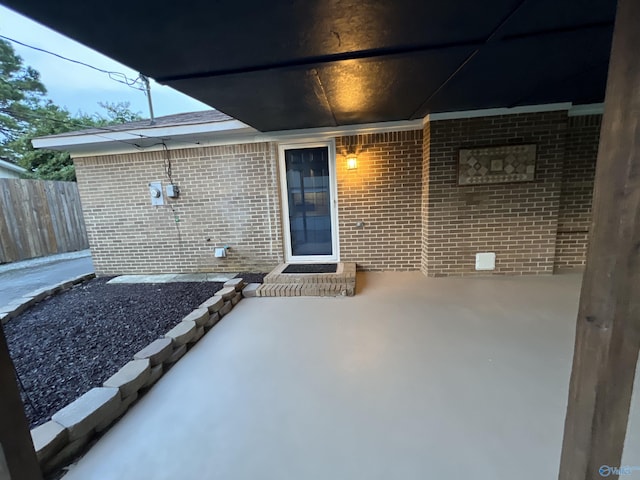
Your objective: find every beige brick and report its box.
[73,113,598,278]
[73,143,284,275]
[420,111,593,277]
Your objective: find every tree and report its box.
[0,38,143,181]
[97,101,142,124]
[0,38,46,154]
[8,101,142,181]
[7,102,92,181]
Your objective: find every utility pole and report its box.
[141,74,155,125]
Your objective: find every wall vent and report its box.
[475,252,496,271]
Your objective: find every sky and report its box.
[0,4,210,119]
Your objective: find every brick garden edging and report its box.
[0,273,96,325]
[30,277,258,474]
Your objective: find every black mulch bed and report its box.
[235,272,267,284]
[4,277,225,429]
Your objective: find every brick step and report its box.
[263,262,356,285]
[262,275,354,285]
[256,283,355,297]
[256,262,357,297]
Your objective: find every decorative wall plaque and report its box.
[458,144,536,185]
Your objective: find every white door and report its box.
[278,141,339,263]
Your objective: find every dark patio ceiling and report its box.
[3,0,615,131]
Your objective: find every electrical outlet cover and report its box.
[166,184,179,198]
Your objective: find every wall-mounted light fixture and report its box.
[346,153,358,170]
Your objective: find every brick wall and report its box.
[74,111,599,277]
[421,111,568,276]
[335,131,423,270]
[554,115,601,271]
[74,142,283,275]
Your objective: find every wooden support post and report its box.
[0,325,42,480]
[558,0,640,478]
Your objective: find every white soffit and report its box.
[567,103,604,116]
[32,119,253,150]
[424,103,573,123]
[0,159,27,173]
[32,102,604,158]
[423,102,604,123]
[36,118,424,157]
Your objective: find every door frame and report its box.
[278,140,340,263]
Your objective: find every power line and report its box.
[161,142,183,244]
[0,33,145,91]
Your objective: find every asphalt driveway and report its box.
[0,251,94,309]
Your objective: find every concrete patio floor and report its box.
[63,272,639,480]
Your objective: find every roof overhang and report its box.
[0,159,27,174]
[34,103,603,158]
[33,118,254,153]
[35,118,424,157]
[2,0,615,133]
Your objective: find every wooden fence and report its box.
[0,179,89,263]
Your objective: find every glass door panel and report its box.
[284,146,333,257]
